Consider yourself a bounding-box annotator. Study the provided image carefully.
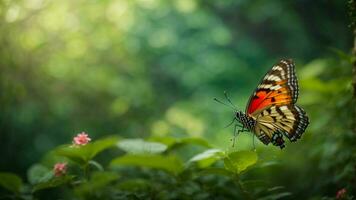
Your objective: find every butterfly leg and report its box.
[232,125,244,147]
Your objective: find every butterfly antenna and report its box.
[224,91,238,110]
[214,98,236,111]
[224,117,236,129]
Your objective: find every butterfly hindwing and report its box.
[246,59,298,115]
[289,105,309,141]
[254,105,309,146]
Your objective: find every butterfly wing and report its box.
[246,59,298,115]
[245,59,308,148]
[254,105,309,148]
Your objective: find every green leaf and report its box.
[0,172,23,194]
[149,136,212,150]
[27,164,53,185]
[189,149,224,168]
[328,47,353,62]
[223,151,258,174]
[55,136,119,165]
[257,192,292,200]
[33,176,73,192]
[147,136,177,148]
[267,186,285,192]
[110,154,184,175]
[299,59,327,79]
[180,138,212,148]
[75,172,119,196]
[39,150,68,168]
[117,139,167,154]
[258,161,280,168]
[88,160,104,171]
[241,180,268,188]
[117,179,150,191]
[198,167,232,177]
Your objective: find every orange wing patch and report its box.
[247,81,293,115]
[246,60,297,115]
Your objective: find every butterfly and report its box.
[227,59,309,149]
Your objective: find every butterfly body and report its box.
[235,111,255,132]
[234,59,309,149]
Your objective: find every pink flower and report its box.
[336,188,347,199]
[73,132,91,146]
[53,162,67,177]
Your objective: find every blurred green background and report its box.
[1,0,355,199]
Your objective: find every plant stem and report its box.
[233,174,253,200]
[83,162,89,181]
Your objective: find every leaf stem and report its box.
[233,174,253,200]
[83,162,89,181]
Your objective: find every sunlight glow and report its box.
[166,107,204,137]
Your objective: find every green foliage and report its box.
[149,136,212,149]
[0,173,23,194]
[224,151,258,174]
[0,136,263,199]
[27,164,73,193]
[27,164,53,185]
[111,154,184,175]
[32,175,73,192]
[55,136,119,165]
[189,149,224,168]
[118,139,168,154]
[189,149,258,174]
[117,179,151,192]
[75,172,120,198]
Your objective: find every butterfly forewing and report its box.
[246,59,298,115]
